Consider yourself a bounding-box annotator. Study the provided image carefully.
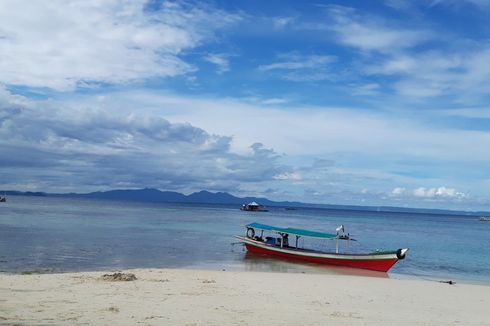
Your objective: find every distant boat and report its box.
[235,222,408,272]
[0,192,6,203]
[240,202,268,212]
[480,216,490,222]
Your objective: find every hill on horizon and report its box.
[2,188,482,216]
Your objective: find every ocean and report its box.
[1,195,489,284]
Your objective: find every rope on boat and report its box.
[230,241,245,252]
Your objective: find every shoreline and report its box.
[4,263,490,287]
[1,268,489,325]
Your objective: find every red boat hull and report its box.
[245,243,399,272]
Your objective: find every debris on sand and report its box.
[439,280,455,285]
[108,306,120,313]
[101,272,137,282]
[201,279,216,284]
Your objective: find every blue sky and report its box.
[1,0,490,210]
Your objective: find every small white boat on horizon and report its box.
[240,202,268,212]
[480,216,490,222]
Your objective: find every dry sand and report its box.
[1,268,489,325]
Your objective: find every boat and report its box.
[480,216,490,222]
[235,222,408,272]
[0,193,6,202]
[240,202,268,212]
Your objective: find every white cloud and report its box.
[412,187,466,199]
[365,46,490,99]
[204,54,230,74]
[465,0,490,7]
[259,98,289,105]
[258,54,335,71]
[385,0,490,11]
[301,5,487,100]
[430,0,490,9]
[273,172,302,181]
[320,5,490,101]
[258,53,336,81]
[392,186,466,199]
[325,5,430,54]
[0,0,239,90]
[352,83,381,96]
[391,187,406,196]
[439,107,490,119]
[272,16,295,30]
[384,0,414,10]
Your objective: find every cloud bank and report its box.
[0,88,284,193]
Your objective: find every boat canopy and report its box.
[246,222,337,239]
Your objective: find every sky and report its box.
[1,0,490,210]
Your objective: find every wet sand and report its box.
[1,268,489,325]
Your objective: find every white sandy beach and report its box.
[1,268,489,325]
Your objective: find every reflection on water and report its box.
[240,252,389,278]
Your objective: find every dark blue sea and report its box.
[1,196,489,284]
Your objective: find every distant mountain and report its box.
[3,188,486,216]
[0,190,47,197]
[53,188,291,207]
[186,190,242,204]
[52,188,483,216]
[59,188,187,203]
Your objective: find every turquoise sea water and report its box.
[1,196,489,284]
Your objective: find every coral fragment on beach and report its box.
[101,272,137,282]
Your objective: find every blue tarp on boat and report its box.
[246,222,337,239]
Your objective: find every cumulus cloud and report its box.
[0,88,285,193]
[0,0,240,90]
[391,186,467,200]
[413,187,466,199]
[273,172,302,181]
[391,187,406,196]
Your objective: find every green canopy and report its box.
[246,222,337,239]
